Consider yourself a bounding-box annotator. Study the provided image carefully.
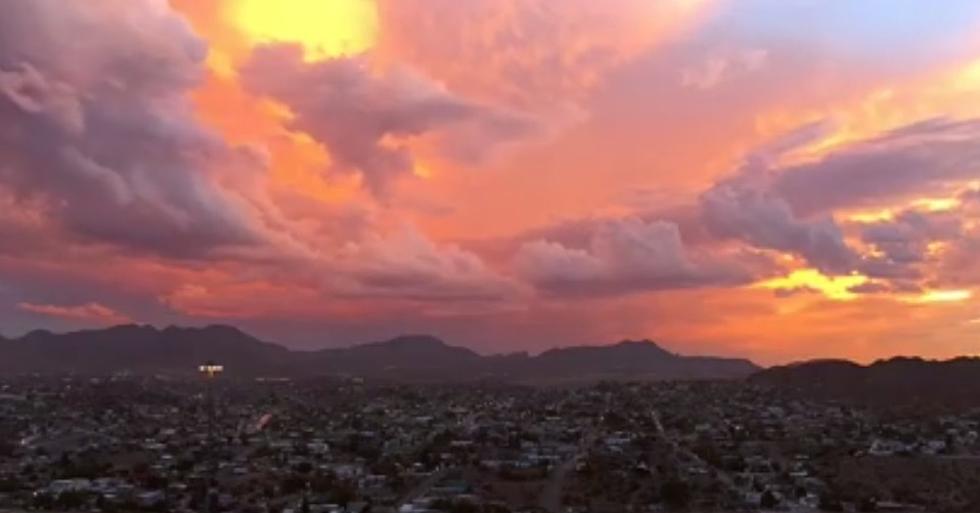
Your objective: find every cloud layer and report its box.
[0,0,261,257]
[515,218,753,296]
[2,0,980,364]
[242,45,535,195]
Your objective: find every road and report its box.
[539,456,576,513]
[539,417,604,512]
[395,467,452,509]
[652,409,735,489]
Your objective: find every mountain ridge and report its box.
[0,324,759,382]
[750,356,980,408]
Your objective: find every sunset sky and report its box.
[3,0,980,364]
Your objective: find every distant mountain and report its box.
[301,335,485,379]
[749,356,980,408]
[0,325,760,382]
[517,340,759,382]
[0,325,292,375]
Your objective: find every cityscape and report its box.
[2,356,980,513]
[5,0,980,512]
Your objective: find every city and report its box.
[5,0,980,512]
[2,374,979,513]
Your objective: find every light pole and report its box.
[198,361,223,513]
[199,362,223,441]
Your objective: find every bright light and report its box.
[199,363,224,377]
[911,197,960,212]
[908,289,973,304]
[847,208,893,223]
[231,0,378,61]
[754,269,868,301]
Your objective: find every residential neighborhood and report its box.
[1,376,979,512]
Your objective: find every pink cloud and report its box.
[241,45,536,196]
[17,302,132,326]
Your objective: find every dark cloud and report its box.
[938,234,980,287]
[860,209,961,263]
[846,281,893,295]
[514,218,756,297]
[242,45,536,196]
[697,117,980,280]
[852,207,963,285]
[772,286,821,298]
[0,0,262,257]
[509,117,980,299]
[774,118,980,216]
[700,174,857,274]
[857,257,924,280]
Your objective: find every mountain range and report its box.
[749,356,980,409]
[0,324,759,382]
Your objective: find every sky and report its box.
[2,0,980,364]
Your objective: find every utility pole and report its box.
[199,362,223,513]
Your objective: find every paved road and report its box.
[395,467,452,509]
[652,409,735,489]
[539,421,603,512]
[539,457,576,513]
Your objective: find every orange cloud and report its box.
[756,55,980,168]
[375,0,713,109]
[7,0,980,365]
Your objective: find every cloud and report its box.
[771,285,821,298]
[0,1,540,319]
[507,115,980,301]
[18,302,132,326]
[514,218,753,296]
[376,0,711,109]
[0,0,263,257]
[774,118,980,216]
[847,281,909,295]
[700,174,857,274]
[860,209,961,263]
[697,117,980,279]
[241,45,536,196]
[332,226,520,301]
[681,48,768,90]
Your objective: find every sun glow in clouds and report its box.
[231,0,378,60]
[908,289,973,303]
[755,269,869,301]
[911,197,961,212]
[847,196,960,223]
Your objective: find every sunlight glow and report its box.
[231,0,378,60]
[848,209,894,223]
[908,289,973,303]
[911,197,960,212]
[754,269,869,301]
[848,196,959,223]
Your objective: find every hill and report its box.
[0,324,292,375]
[0,325,760,382]
[515,339,758,382]
[749,356,980,409]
